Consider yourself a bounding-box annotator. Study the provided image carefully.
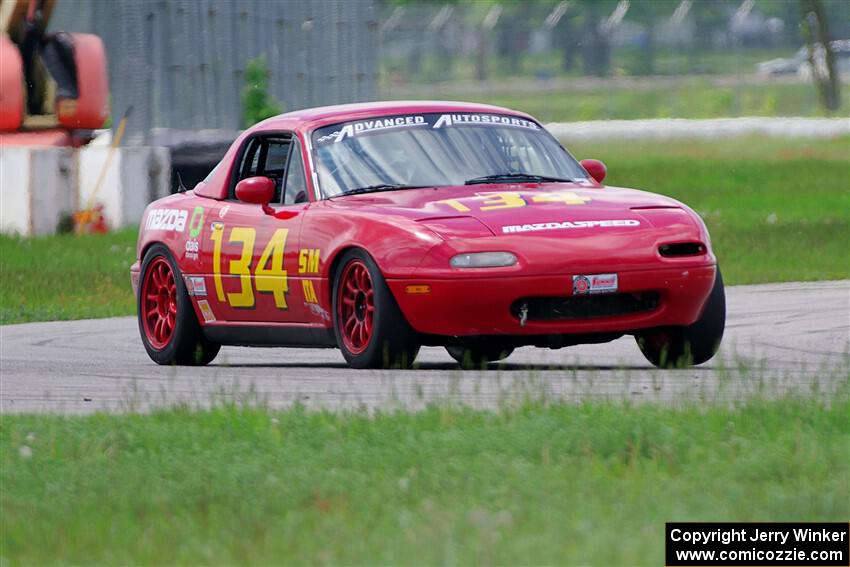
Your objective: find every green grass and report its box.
[0,228,137,325]
[384,47,793,85]
[383,43,850,121]
[2,397,847,564]
[566,136,850,284]
[0,137,846,324]
[386,81,844,123]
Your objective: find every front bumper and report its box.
[388,265,716,337]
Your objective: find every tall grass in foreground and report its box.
[2,397,848,565]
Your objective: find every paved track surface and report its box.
[1,281,847,414]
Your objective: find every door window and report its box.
[234,135,292,203]
[283,138,309,204]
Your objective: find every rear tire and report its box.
[138,244,220,365]
[446,345,514,369]
[332,249,420,369]
[636,267,725,368]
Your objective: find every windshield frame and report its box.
[308,112,588,200]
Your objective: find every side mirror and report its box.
[579,159,607,184]
[235,176,274,206]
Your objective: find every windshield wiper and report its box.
[464,172,572,185]
[341,183,429,196]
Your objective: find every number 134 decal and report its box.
[211,225,289,309]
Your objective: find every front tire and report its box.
[636,267,726,368]
[446,345,514,369]
[138,244,220,365]
[332,249,420,369]
[635,267,726,368]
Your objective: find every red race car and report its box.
[131,101,724,369]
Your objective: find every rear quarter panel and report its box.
[136,192,206,269]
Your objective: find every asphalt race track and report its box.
[1,281,847,414]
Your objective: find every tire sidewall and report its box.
[637,267,726,368]
[682,267,725,364]
[332,249,417,368]
[138,244,193,364]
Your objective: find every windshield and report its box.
[310,112,588,198]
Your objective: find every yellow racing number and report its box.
[434,198,471,212]
[531,191,591,205]
[226,227,256,308]
[211,224,226,302]
[255,229,289,309]
[211,226,290,310]
[480,192,526,211]
[436,191,591,213]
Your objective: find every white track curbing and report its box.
[547,116,850,141]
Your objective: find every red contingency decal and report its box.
[573,274,618,296]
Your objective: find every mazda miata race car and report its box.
[131,101,724,369]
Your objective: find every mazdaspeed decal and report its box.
[502,219,640,234]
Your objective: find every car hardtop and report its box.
[254,100,539,133]
[194,100,544,201]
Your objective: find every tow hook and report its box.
[519,303,528,327]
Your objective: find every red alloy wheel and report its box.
[141,256,177,350]
[337,259,375,355]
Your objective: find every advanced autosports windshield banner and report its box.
[314,112,541,146]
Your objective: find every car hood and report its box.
[325,183,695,237]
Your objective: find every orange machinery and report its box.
[0,0,108,146]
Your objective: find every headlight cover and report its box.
[449,251,517,268]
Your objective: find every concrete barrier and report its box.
[0,146,170,236]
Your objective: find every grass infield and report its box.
[465,82,847,123]
[569,136,850,286]
[0,227,137,324]
[0,136,847,324]
[2,397,848,564]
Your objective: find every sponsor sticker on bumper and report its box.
[185,276,207,296]
[572,273,618,295]
[197,300,216,323]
